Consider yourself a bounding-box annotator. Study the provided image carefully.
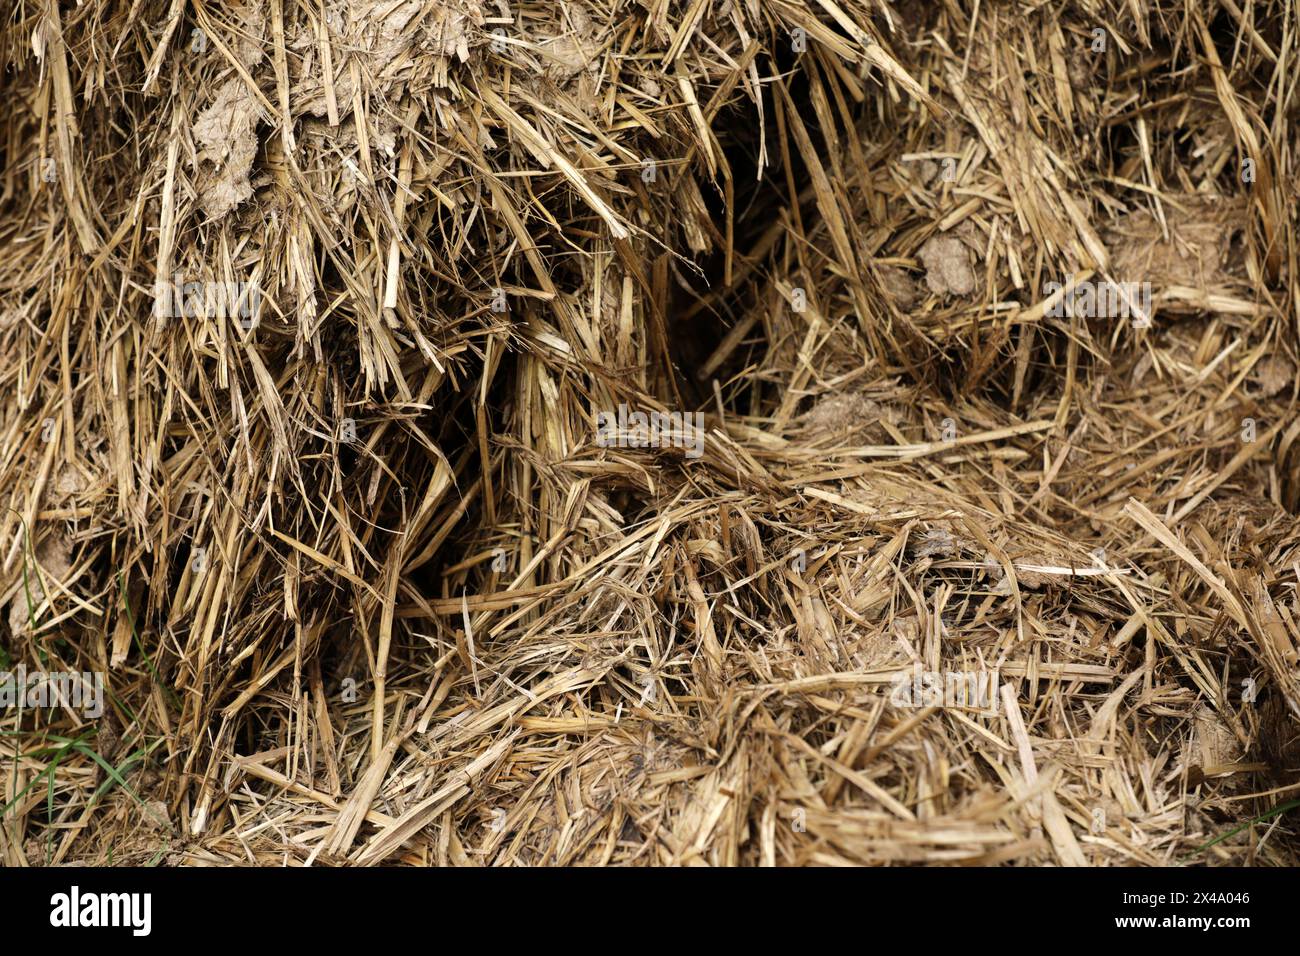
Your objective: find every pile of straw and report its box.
[2,0,1298,865]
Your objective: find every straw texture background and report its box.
[2,0,1299,865]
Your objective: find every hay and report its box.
[1,0,1298,865]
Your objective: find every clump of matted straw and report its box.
[1,0,1298,866]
